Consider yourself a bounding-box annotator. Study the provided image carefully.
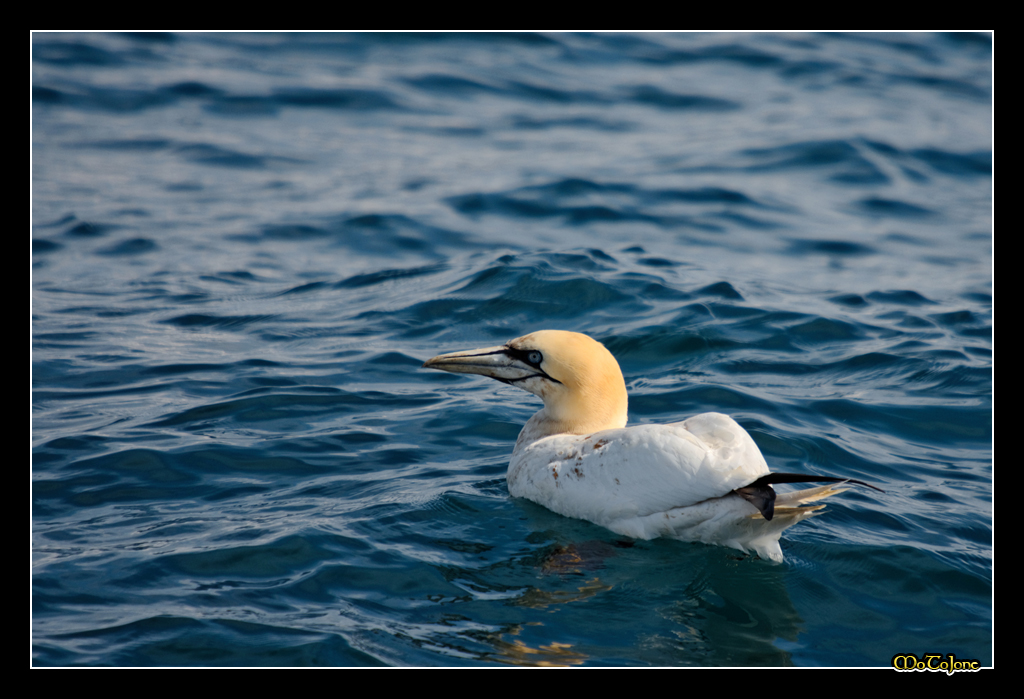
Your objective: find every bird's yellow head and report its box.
[423,329,628,435]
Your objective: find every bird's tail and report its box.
[735,474,882,521]
[773,481,850,511]
[740,483,851,562]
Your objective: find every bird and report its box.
[422,329,882,563]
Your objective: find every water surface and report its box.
[33,32,992,667]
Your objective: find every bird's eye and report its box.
[527,350,543,365]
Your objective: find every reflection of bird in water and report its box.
[424,330,883,563]
[539,540,629,576]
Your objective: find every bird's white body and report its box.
[510,414,768,530]
[509,415,840,562]
[424,330,872,563]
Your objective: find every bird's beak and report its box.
[422,345,536,385]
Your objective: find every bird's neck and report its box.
[512,404,627,455]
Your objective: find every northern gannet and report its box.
[423,330,882,563]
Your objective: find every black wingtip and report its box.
[747,473,885,494]
[734,473,884,521]
[734,484,776,521]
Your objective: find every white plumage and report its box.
[423,329,880,563]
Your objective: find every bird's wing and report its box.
[507,412,770,527]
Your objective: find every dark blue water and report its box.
[32,32,991,667]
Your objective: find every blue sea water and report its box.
[32,32,992,667]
